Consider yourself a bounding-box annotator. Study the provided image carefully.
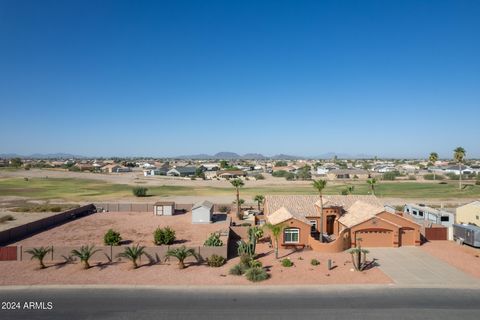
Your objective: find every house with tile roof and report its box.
[264,195,420,252]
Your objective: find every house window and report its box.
[476,215,479,220]
[418,211,424,217]
[406,208,410,213]
[440,216,449,222]
[309,220,317,233]
[284,228,299,243]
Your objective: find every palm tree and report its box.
[117,244,146,269]
[264,223,284,259]
[312,179,327,243]
[230,178,245,219]
[254,195,265,211]
[367,178,377,195]
[25,246,52,269]
[429,152,439,180]
[454,147,466,190]
[165,246,198,269]
[71,245,100,269]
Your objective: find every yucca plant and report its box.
[165,246,198,269]
[71,245,101,269]
[25,246,52,269]
[117,244,146,269]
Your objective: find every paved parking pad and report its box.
[369,247,480,286]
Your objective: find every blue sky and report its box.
[0,0,479,158]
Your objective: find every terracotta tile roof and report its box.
[265,195,383,218]
[337,200,385,228]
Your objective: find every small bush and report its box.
[408,175,416,180]
[132,186,148,197]
[424,174,445,180]
[254,174,265,180]
[239,222,252,227]
[248,259,262,268]
[204,233,223,246]
[104,229,122,246]
[218,206,229,213]
[206,254,226,267]
[382,171,401,181]
[229,264,246,275]
[50,206,62,212]
[245,267,269,282]
[0,215,15,223]
[281,258,294,267]
[240,254,253,266]
[311,258,320,266]
[153,226,176,245]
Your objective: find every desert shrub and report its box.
[24,164,31,170]
[476,178,480,185]
[206,254,226,267]
[281,258,294,267]
[446,173,460,180]
[229,264,246,275]
[239,222,252,227]
[424,174,445,180]
[204,232,223,246]
[132,186,148,197]
[104,229,122,246]
[240,254,253,266]
[0,215,15,223]
[311,258,320,266]
[408,175,416,180]
[254,173,265,180]
[153,226,176,245]
[245,267,269,282]
[285,172,296,181]
[218,206,229,213]
[248,259,262,268]
[50,206,62,212]
[382,171,401,181]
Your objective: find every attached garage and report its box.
[400,228,416,246]
[355,229,393,247]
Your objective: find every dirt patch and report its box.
[11,211,229,247]
[420,241,480,278]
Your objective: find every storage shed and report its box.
[153,202,175,216]
[192,200,214,224]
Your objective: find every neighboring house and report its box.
[167,166,197,177]
[153,202,175,216]
[192,200,214,224]
[443,165,474,175]
[456,201,480,225]
[315,166,337,175]
[403,204,455,228]
[74,163,94,171]
[217,170,246,179]
[326,169,370,180]
[264,195,420,252]
[101,164,131,173]
[144,167,169,176]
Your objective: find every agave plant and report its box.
[71,245,101,269]
[25,246,52,269]
[165,246,198,269]
[117,244,146,269]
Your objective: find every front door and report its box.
[326,215,335,235]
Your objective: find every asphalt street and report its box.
[1,286,479,320]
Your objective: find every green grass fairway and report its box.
[0,177,479,201]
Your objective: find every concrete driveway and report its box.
[369,247,480,286]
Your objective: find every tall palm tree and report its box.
[117,244,146,269]
[165,246,198,269]
[264,223,284,259]
[71,245,100,269]
[454,147,466,190]
[254,194,265,211]
[25,246,52,269]
[230,178,245,219]
[367,178,377,195]
[429,152,439,180]
[312,179,327,243]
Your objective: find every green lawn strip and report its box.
[0,177,479,201]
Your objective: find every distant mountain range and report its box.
[0,152,375,160]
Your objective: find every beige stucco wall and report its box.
[456,203,480,225]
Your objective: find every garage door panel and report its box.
[356,229,393,247]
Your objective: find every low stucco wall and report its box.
[307,229,351,253]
